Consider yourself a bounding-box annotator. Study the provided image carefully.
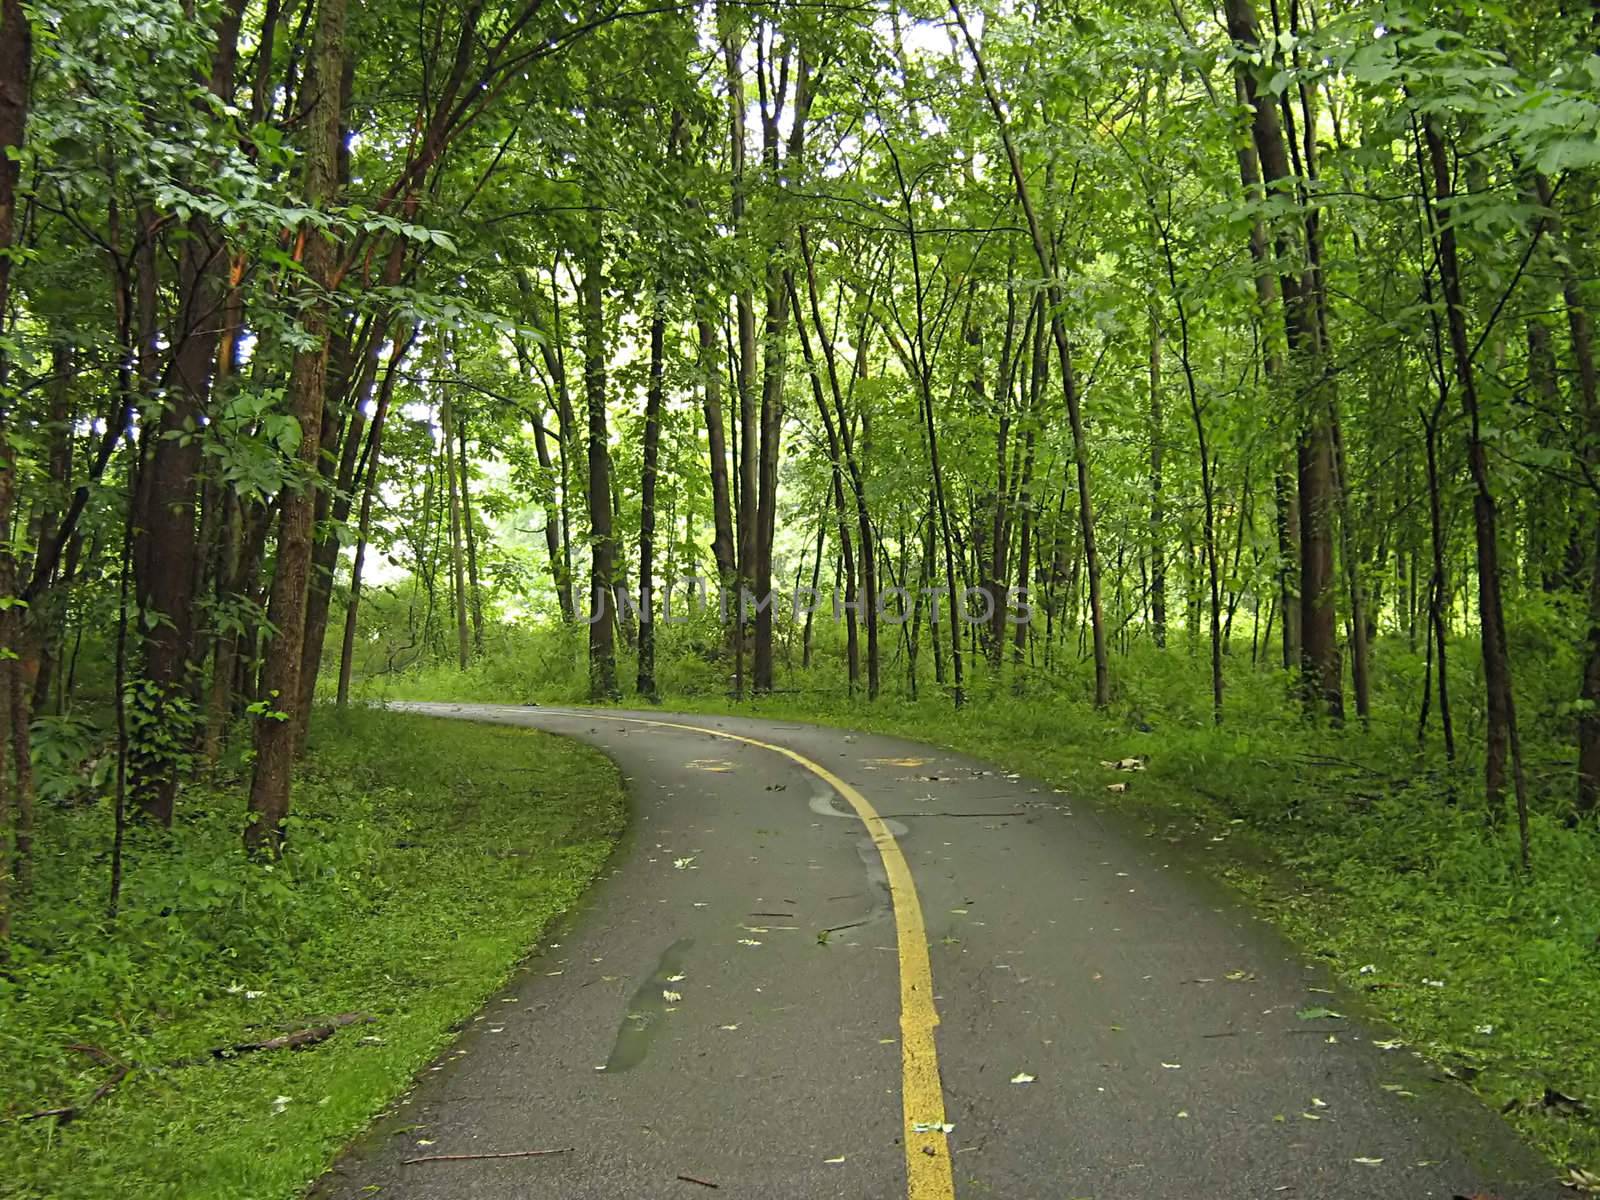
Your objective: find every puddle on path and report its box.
[605,937,694,1072]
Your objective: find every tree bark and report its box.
[637,303,666,700]
[582,211,618,701]
[245,0,348,857]
[1532,176,1600,817]
[699,314,738,606]
[1148,301,1167,648]
[1223,0,1339,715]
[789,269,860,690]
[799,229,878,696]
[1421,117,1529,866]
[443,394,469,671]
[128,0,249,824]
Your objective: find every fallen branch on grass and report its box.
[200,1012,371,1063]
[18,1064,131,1125]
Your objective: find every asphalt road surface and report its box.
[315,702,1557,1200]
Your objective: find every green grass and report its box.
[1,707,627,1200]
[364,625,1600,1178]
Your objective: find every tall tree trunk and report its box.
[443,394,469,671]
[457,415,484,651]
[722,21,757,699]
[637,304,666,699]
[699,314,738,608]
[337,326,411,706]
[953,3,1109,707]
[789,270,860,690]
[583,212,618,701]
[1223,0,1339,715]
[1533,176,1600,816]
[1332,414,1371,723]
[1421,117,1529,866]
[0,0,32,942]
[1148,301,1167,648]
[752,268,788,693]
[129,0,249,824]
[798,229,878,696]
[516,270,577,621]
[245,0,347,857]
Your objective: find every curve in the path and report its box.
[316,702,1557,1200]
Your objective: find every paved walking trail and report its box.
[317,702,1555,1199]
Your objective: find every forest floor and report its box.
[0,708,627,1200]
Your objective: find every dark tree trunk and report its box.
[516,270,578,621]
[1148,301,1167,648]
[582,213,618,701]
[1532,175,1600,817]
[129,0,249,824]
[699,315,738,605]
[0,63,19,925]
[637,304,666,700]
[246,0,347,856]
[337,326,412,706]
[799,229,878,696]
[789,270,860,690]
[443,395,469,671]
[1224,0,1339,715]
[1422,117,1529,865]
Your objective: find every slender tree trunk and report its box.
[799,228,878,697]
[0,0,31,945]
[443,395,469,670]
[1422,117,1529,866]
[1533,175,1600,816]
[1148,301,1167,648]
[1224,0,1338,714]
[699,314,738,609]
[337,327,412,705]
[1332,414,1371,723]
[637,304,666,699]
[790,270,860,691]
[582,211,618,700]
[1420,410,1456,762]
[516,270,578,621]
[246,0,348,856]
[953,3,1109,707]
[458,416,484,652]
[802,516,824,670]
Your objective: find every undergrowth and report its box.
[0,707,626,1200]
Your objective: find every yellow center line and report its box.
[526,707,956,1200]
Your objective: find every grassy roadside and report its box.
[654,686,1600,1180]
[0,707,626,1200]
